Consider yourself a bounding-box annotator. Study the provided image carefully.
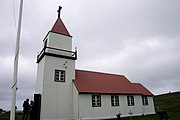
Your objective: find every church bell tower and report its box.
[35,6,77,120]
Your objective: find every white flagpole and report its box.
[10,0,24,119]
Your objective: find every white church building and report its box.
[35,6,155,120]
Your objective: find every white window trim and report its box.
[111,95,119,106]
[54,69,65,82]
[142,96,148,106]
[127,95,135,106]
[92,95,101,107]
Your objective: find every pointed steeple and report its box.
[51,6,71,37]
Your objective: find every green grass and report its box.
[154,91,180,120]
[0,111,27,120]
[1,91,180,120]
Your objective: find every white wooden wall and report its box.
[35,32,75,120]
[76,94,155,119]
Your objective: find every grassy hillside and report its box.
[154,91,180,120]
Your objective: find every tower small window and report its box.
[111,95,119,106]
[54,70,65,82]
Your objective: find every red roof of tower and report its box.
[73,70,150,95]
[51,18,71,37]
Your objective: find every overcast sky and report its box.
[0,0,180,110]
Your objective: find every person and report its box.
[22,98,30,120]
[29,100,34,120]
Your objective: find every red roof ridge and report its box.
[75,69,125,77]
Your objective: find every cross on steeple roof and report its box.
[57,6,62,18]
[51,6,71,36]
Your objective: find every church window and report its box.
[111,95,119,106]
[92,95,101,107]
[54,70,65,82]
[142,96,148,106]
[127,96,135,106]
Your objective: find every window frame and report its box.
[92,95,101,107]
[127,95,135,106]
[142,96,148,106]
[54,69,65,82]
[111,95,119,107]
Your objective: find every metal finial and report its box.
[57,6,62,18]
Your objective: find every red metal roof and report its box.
[133,83,154,96]
[73,70,153,96]
[51,18,71,36]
